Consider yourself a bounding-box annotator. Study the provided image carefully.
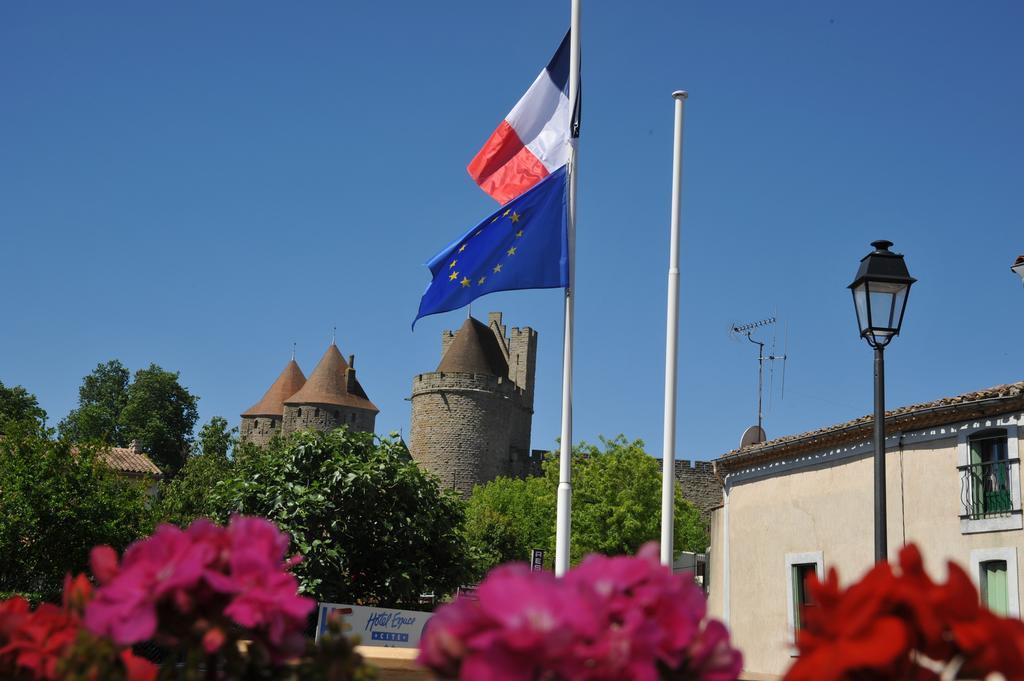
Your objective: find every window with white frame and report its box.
[969,547,1020,617]
[958,424,1022,534]
[785,552,824,644]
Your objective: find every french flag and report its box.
[468,32,575,206]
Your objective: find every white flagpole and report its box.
[660,90,688,567]
[554,0,581,578]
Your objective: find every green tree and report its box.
[464,474,552,575]
[209,428,472,607]
[0,423,153,602]
[0,381,47,434]
[119,364,199,475]
[60,361,200,475]
[59,360,131,444]
[157,417,237,527]
[465,435,709,572]
[196,415,237,459]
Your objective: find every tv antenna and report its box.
[730,317,788,437]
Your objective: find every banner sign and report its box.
[531,548,545,572]
[316,603,433,648]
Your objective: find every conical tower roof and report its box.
[242,359,307,417]
[283,344,378,412]
[436,317,509,378]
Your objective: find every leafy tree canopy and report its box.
[59,360,130,444]
[60,361,199,475]
[0,423,154,602]
[157,416,237,527]
[209,428,472,607]
[465,435,709,573]
[0,380,47,434]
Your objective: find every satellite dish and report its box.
[740,425,767,449]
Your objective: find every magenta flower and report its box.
[85,523,215,644]
[84,516,313,662]
[419,542,742,681]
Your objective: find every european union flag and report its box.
[414,165,568,326]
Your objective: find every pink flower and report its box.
[419,597,488,677]
[419,543,739,681]
[90,545,120,585]
[85,522,217,645]
[686,620,744,681]
[202,626,227,654]
[86,516,313,663]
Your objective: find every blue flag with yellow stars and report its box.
[414,165,568,327]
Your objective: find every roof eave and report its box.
[718,391,1024,473]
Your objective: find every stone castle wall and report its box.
[675,459,722,522]
[282,403,376,436]
[239,416,282,448]
[409,372,520,496]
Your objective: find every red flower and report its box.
[784,543,1024,681]
[0,603,79,680]
[119,649,159,681]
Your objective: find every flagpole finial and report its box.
[673,90,689,100]
[332,326,336,345]
[292,342,296,361]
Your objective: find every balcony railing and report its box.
[959,458,1020,519]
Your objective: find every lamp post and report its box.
[1012,255,1024,285]
[849,240,916,563]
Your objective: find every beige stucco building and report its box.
[707,381,1024,678]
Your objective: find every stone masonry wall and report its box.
[409,372,516,496]
[675,459,722,524]
[240,416,282,447]
[282,404,375,436]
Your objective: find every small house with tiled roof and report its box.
[97,440,163,479]
[240,342,378,447]
[706,381,1024,678]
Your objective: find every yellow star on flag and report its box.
[460,277,471,287]
[503,209,510,216]
[449,271,459,281]
[493,264,503,273]
[516,230,524,237]
[510,212,520,223]
[507,246,517,256]
[449,260,457,269]
[458,244,467,253]
[478,276,486,285]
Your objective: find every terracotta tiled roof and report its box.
[98,445,163,478]
[241,359,307,417]
[283,344,378,412]
[718,381,1024,471]
[436,317,509,378]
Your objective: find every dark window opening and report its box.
[792,563,818,630]
[961,430,1016,519]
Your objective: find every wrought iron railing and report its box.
[959,458,1019,519]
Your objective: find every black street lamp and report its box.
[849,240,916,563]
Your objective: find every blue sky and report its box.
[2,1,1022,460]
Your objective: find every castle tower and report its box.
[409,313,537,496]
[240,358,307,447]
[282,343,378,435]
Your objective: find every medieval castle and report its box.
[240,311,719,508]
[240,312,538,495]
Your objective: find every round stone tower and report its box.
[409,315,526,496]
[240,358,307,447]
[282,343,378,435]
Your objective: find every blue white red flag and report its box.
[467,32,576,205]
